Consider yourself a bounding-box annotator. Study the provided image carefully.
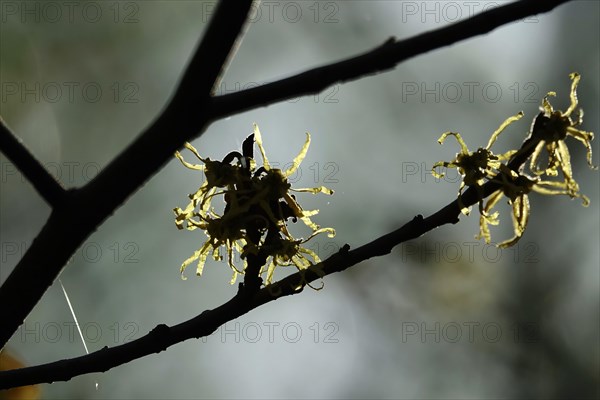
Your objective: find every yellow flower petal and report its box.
[253,123,271,170]
[437,131,469,154]
[565,72,580,117]
[285,132,310,177]
[175,150,205,171]
[291,186,334,195]
[567,127,596,169]
[486,111,524,150]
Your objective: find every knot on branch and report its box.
[150,324,171,352]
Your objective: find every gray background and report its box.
[1,1,598,399]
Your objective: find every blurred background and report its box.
[1,1,598,398]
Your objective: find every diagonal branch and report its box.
[0,0,256,351]
[0,125,545,389]
[209,0,571,119]
[0,118,65,207]
[0,0,573,368]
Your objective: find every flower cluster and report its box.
[527,72,595,204]
[432,112,523,215]
[433,73,595,248]
[174,124,335,286]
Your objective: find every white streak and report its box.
[59,279,89,354]
[59,278,98,390]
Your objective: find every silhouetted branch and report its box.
[209,0,571,119]
[0,0,575,387]
[0,0,256,350]
[0,122,545,388]
[0,118,65,207]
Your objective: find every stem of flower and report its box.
[242,227,265,293]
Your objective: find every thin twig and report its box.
[0,117,65,207]
[208,0,571,119]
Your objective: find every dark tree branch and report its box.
[0,0,256,350]
[0,0,574,384]
[209,0,571,119]
[0,123,545,388]
[0,118,65,207]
